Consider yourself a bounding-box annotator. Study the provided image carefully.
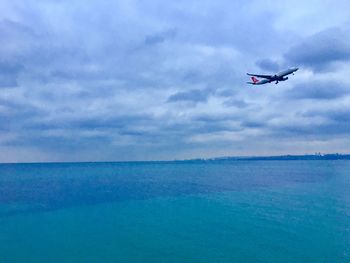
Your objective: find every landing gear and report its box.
[275,81,279,84]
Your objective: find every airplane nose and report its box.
[295,67,299,71]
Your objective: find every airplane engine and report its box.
[282,77,288,81]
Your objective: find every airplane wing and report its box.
[246,73,273,79]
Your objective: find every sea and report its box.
[0,160,349,263]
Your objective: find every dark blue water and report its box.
[0,161,349,262]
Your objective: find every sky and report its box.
[1,0,350,162]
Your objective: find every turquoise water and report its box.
[0,161,349,262]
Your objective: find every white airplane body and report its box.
[247,67,299,85]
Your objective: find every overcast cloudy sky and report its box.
[1,0,350,162]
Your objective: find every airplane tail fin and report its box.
[251,76,259,84]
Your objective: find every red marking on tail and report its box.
[251,76,259,84]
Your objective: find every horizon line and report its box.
[1,153,349,165]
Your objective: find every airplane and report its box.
[247,67,299,85]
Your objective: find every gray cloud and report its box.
[1,0,350,161]
[255,58,280,72]
[167,89,213,103]
[223,98,249,108]
[144,29,177,46]
[271,121,350,139]
[0,61,24,87]
[303,108,350,123]
[285,80,350,100]
[284,28,350,71]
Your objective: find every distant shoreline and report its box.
[185,153,350,162]
[1,154,350,165]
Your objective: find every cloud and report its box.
[167,89,213,103]
[223,98,249,108]
[0,61,24,87]
[303,108,350,124]
[255,58,280,72]
[1,0,350,161]
[285,80,350,100]
[284,27,350,71]
[271,121,350,138]
[144,29,177,46]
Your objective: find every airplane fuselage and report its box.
[247,67,298,85]
[274,67,299,81]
